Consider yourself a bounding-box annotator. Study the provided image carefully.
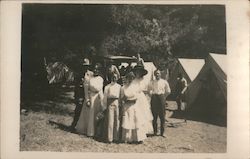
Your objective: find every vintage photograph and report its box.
[20,3,227,153]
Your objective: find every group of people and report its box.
[70,56,187,144]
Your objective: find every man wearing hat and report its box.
[70,58,93,131]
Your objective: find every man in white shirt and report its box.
[149,69,171,137]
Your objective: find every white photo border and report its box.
[1,0,249,159]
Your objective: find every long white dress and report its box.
[121,83,147,142]
[132,78,154,134]
[76,75,104,137]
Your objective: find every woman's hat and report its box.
[125,71,135,80]
[132,64,148,76]
[90,63,102,71]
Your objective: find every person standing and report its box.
[70,58,92,131]
[132,64,154,135]
[175,73,188,122]
[175,73,188,112]
[149,69,171,137]
[75,63,104,137]
[105,59,120,86]
[102,73,121,143]
[120,72,147,144]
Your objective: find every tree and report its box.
[22,4,226,74]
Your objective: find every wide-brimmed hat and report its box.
[132,65,148,76]
[82,58,90,66]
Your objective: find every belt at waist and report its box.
[107,98,119,106]
[124,99,137,103]
[107,98,119,103]
[143,91,149,94]
[151,94,165,96]
[107,97,119,100]
[89,91,99,95]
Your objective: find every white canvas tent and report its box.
[168,58,205,94]
[206,53,227,99]
[186,53,227,107]
[185,53,227,125]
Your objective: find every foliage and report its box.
[22,4,226,74]
[46,62,74,84]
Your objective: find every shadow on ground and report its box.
[169,110,226,127]
[166,102,226,127]
[21,84,75,116]
[48,120,72,132]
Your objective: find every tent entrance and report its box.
[187,69,227,126]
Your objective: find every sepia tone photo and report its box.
[19,3,228,153]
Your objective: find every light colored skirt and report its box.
[136,92,154,134]
[76,92,102,137]
[121,128,147,142]
[121,100,147,142]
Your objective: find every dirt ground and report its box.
[20,86,226,153]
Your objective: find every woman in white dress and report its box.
[102,73,121,143]
[120,72,147,144]
[76,63,104,137]
[132,65,154,135]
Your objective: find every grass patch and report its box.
[20,86,226,153]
